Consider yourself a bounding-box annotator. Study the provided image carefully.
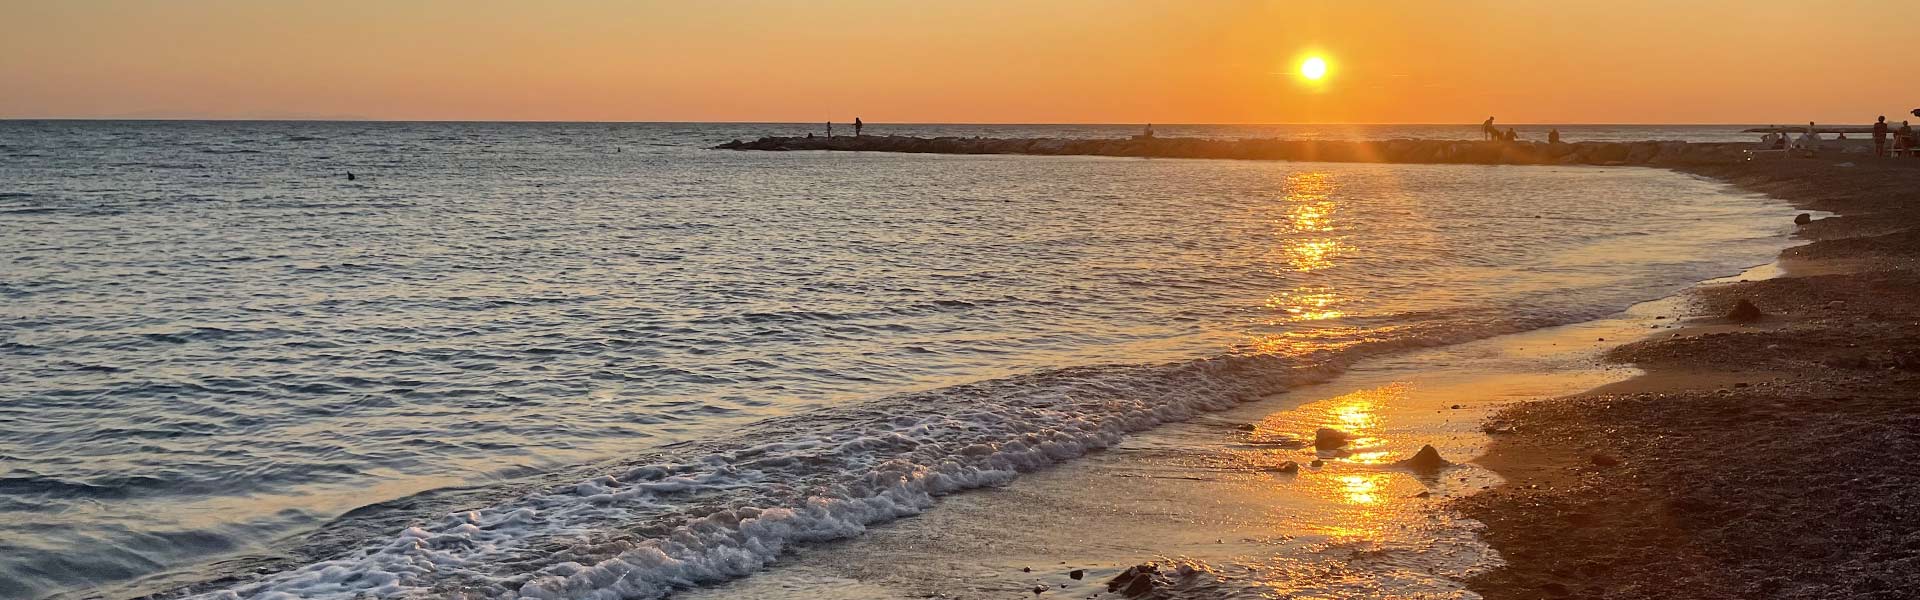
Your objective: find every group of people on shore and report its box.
[1760,117,1917,157]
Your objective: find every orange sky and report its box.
[3,0,1914,123]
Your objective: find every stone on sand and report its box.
[1105,564,1163,597]
[1313,427,1351,450]
[1398,444,1452,471]
[1727,299,1764,322]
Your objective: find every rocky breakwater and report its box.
[715,135,1756,166]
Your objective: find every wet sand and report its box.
[1459,159,1920,599]
[675,296,1710,599]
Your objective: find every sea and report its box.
[0,121,1796,599]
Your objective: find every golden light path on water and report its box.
[1247,169,1355,354]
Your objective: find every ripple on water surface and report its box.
[0,121,1798,599]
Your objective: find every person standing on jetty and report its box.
[854,117,864,137]
[1548,128,1562,144]
[1873,116,1889,157]
[1483,117,1497,141]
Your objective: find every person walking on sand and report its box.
[1483,117,1497,141]
[854,117,864,137]
[1873,116,1889,157]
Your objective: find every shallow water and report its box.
[0,122,1795,599]
[679,296,1677,600]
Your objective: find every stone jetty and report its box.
[715,135,1757,166]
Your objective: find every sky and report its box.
[3,0,1915,124]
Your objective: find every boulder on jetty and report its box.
[1727,299,1765,322]
[715,135,1753,166]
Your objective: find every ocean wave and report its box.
[174,354,1334,599]
[168,317,1542,600]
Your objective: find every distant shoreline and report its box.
[718,134,1763,166]
[0,118,1788,126]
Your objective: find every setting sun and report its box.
[1300,56,1329,80]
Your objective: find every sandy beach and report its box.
[646,156,1920,600]
[1461,159,1920,599]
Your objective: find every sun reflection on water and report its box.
[1337,473,1386,505]
[1264,287,1343,321]
[1285,239,1342,272]
[1239,170,1370,357]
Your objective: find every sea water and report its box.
[0,121,1794,599]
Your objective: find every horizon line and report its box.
[0,118,1804,126]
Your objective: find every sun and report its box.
[1300,56,1329,80]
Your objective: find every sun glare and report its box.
[1300,56,1328,80]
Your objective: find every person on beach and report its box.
[1900,121,1916,157]
[1504,127,1518,142]
[1797,121,1821,151]
[854,117,864,137]
[1874,116,1889,157]
[1483,117,1497,141]
[826,121,833,138]
[1548,128,1561,144]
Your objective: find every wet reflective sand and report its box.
[680,295,1706,599]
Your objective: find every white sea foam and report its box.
[185,317,1564,600]
[189,353,1355,599]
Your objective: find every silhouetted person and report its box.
[1143,123,1155,139]
[827,121,833,138]
[1874,116,1889,157]
[1547,128,1561,144]
[1901,121,1916,157]
[1798,121,1821,151]
[1483,117,1497,141]
[854,117,864,137]
[1504,127,1517,142]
